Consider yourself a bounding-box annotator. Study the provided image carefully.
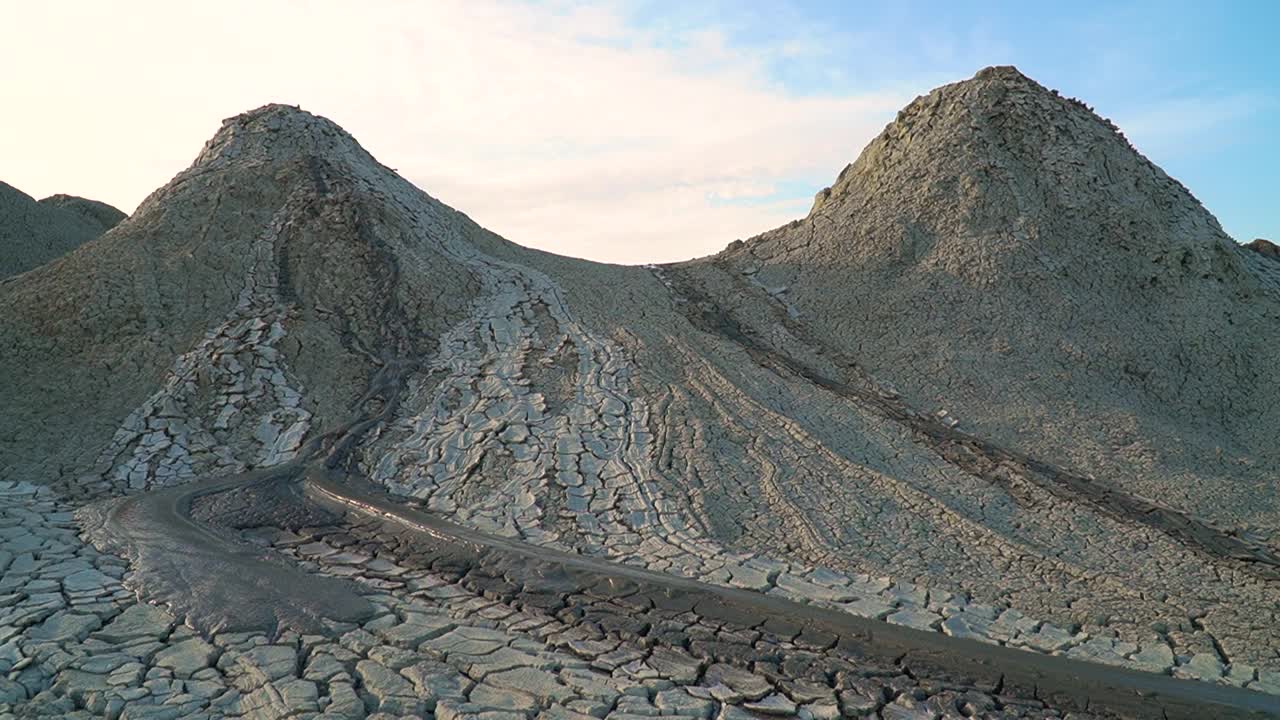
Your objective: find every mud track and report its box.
[662,264,1280,578]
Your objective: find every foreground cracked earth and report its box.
[0,464,1271,720]
[4,84,1280,719]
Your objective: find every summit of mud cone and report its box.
[972,64,1034,83]
[125,103,404,223]
[766,64,1230,276]
[187,104,378,173]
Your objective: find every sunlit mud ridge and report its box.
[365,241,728,573]
[5,67,1280,718]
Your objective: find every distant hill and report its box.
[0,182,125,278]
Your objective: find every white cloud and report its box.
[1,0,909,263]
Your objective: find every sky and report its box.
[2,1,1276,264]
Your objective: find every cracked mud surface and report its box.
[2,68,1279,719]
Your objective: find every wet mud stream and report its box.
[80,461,375,635]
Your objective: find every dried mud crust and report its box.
[633,259,1280,679]
[6,470,1278,719]
[303,475,1280,719]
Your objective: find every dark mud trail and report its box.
[661,263,1280,579]
[78,461,375,635]
[78,287,417,638]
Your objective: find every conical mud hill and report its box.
[706,65,1279,531]
[0,105,492,494]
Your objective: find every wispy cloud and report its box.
[1112,94,1268,159]
[4,1,1273,260]
[0,0,911,264]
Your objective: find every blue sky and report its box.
[619,0,1279,244]
[3,1,1275,263]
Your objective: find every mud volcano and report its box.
[1,67,1278,719]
